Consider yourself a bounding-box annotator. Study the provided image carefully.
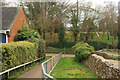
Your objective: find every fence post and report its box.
[7,71,9,78]
[46,62,47,74]
[51,59,52,76]
[24,65,25,70]
[53,57,54,67]
[42,68,44,78]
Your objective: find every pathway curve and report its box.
[15,53,75,79]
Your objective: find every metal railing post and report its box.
[42,68,44,78]
[51,59,52,76]
[7,71,9,78]
[24,65,25,70]
[46,62,47,74]
[53,57,54,67]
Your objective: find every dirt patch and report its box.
[47,46,55,49]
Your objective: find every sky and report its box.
[70,0,120,6]
[5,0,120,5]
[5,0,119,27]
[5,0,120,7]
[5,0,120,8]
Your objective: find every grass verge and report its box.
[52,57,98,78]
[46,48,74,54]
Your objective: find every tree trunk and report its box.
[43,30,45,40]
[112,30,114,46]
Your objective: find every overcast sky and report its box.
[70,0,119,4]
[70,0,120,7]
[6,0,120,5]
[5,0,120,8]
[5,0,119,27]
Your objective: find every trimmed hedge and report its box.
[2,41,37,71]
[72,42,94,62]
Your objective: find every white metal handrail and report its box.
[0,57,44,78]
[42,52,62,80]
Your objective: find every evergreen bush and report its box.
[72,42,94,62]
[14,26,40,41]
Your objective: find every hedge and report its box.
[2,41,37,71]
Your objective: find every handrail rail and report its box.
[0,57,44,77]
[42,53,62,80]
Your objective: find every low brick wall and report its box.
[84,54,120,78]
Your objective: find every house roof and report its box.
[0,7,22,30]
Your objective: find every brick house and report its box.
[0,7,28,43]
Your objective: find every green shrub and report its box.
[2,41,37,71]
[14,26,45,58]
[14,26,40,41]
[72,42,94,62]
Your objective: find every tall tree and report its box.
[23,2,68,40]
[71,9,79,43]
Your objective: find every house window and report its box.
[0,34,6,43]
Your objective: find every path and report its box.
[46,53,75,57]
[15,53,75,79]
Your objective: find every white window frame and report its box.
[0,30,10,43]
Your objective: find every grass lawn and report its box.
[46,48,74,54]
[91,34,118,46]
[52,57,98,78]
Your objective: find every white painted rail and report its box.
[0,57,45,78]
[42,53,62,80]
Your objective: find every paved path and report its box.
[46,53,75,57]
[16,53,75,79]
[16,64,42,79]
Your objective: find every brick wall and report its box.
[8,9,28,42]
